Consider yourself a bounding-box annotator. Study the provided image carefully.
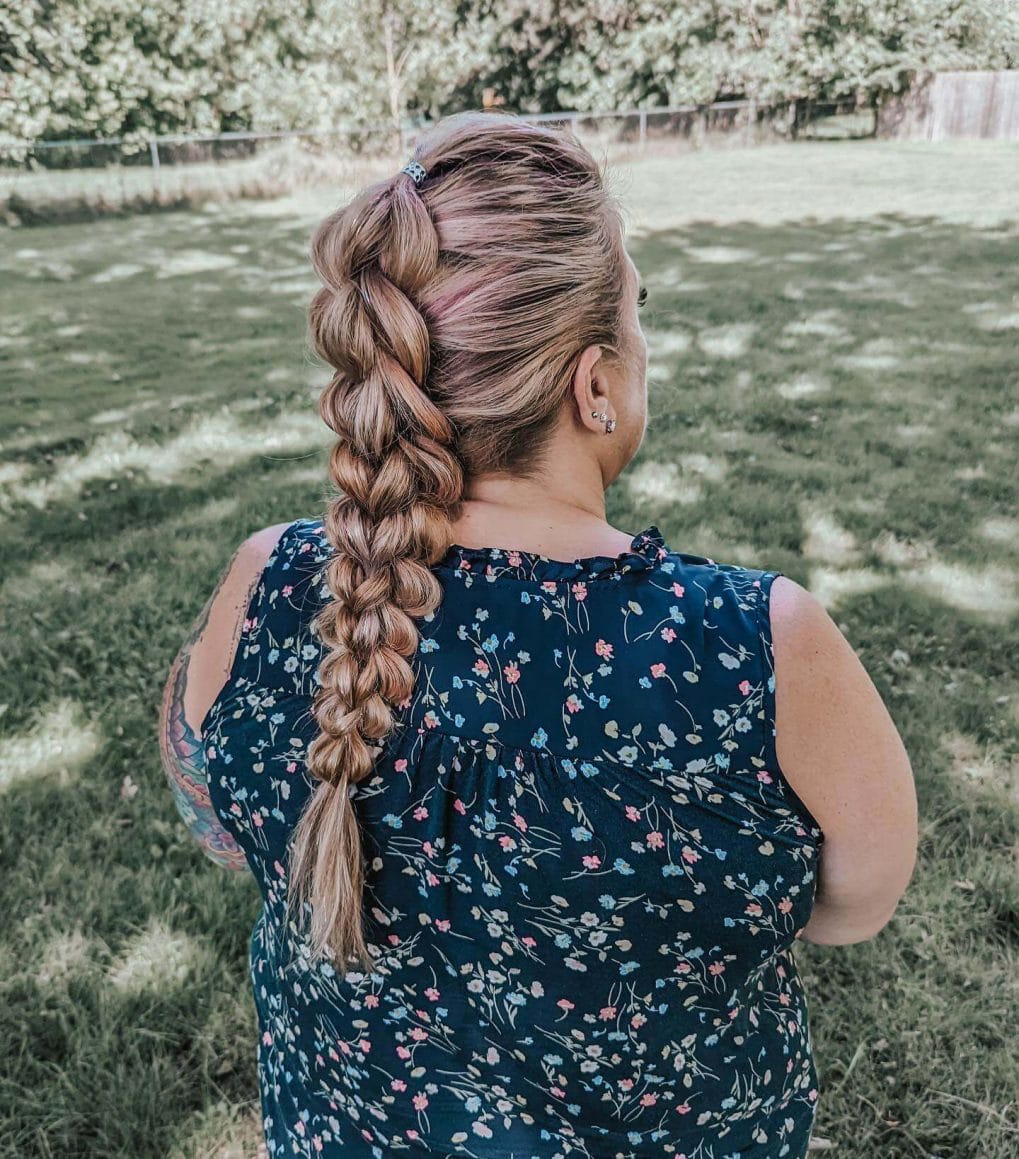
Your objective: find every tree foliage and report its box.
[2,0,1017,143]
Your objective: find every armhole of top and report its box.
[755,569,827,846]
[198,519,303,739]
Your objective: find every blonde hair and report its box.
[289,109,631,968]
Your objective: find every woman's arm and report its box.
[157,523,292,871]
[769,575,920,945]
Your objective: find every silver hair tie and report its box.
[400,160,427,185]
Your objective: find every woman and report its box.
[159,110,918,1158]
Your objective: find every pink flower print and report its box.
[394,758,408,772]
[625,805,641,822]
[778,897,793,914]
[453,799,466,814]
[274,860,286,878]
[565,694,583,714]
[661,627,677,642]
[458,559,471,571]
[681,845,700,864]
[423,840,435,857]
[675,1102,692,1115]
[508,551,522,566]
[435,919,451,931]
[423,711,439,729]
[779,991,791,1006]
[729,1007,739,1020]
[206,745,216,760]
[252,811,263,827]
[551,1085,566,1098]
[387,933,400,945]
[672,582,685,597]
[557,998,575,1011]
[640,1093,658,1106]
[285,761,297,773]
[646,830,665,849]
[599,1005,617,1020]
[426,870,439,885]
[425,987,440,1000]
[262,1031,273,1046]
[340,1041,351,1055]
[359,1038,371,1052]
[281,584,294,597]
[630,1012,647,1028]
[413,805,428,820]
[243,616,258,632]
[406,1128,420,1140]
[365,994,380,1008]
[738,679,751,695]
[412,1093,429,1110]
[295,1120,306,1137]
[709,962,725,975]
[676,961,692,974]
[787,1019,798,1035]
[312,1136,323,1152]
[503,661,521,683]
[542,581,558,593]
[473,658,490,676]
[746,902,764,917]
[595,638,614,659]
[650,662,666,678]
[522,935,537,947]
[513,812,527,831]
[230,802,242,816]
[498,835,516,850]
[571,582,588,601]
[391,1078,407,1091]
[582,853,602,869]
[397,1045,411,1059]
[619,1077,634,1091]
[757,770,773,784]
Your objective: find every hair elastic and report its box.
[400,160,427,185]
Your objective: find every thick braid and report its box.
[287,170,464,968]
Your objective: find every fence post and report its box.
[149,140,160,169]
[639,109,647,150]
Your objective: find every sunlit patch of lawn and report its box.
[1,139,1017,1156]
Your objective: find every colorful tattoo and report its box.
[158,551,251,873]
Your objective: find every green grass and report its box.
[1,139,1017,1157]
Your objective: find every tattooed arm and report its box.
[157,523,292,871]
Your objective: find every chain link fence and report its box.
[0,98,873,225]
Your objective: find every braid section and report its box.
[288,175,463,967]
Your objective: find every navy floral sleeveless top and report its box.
[201,517,826,1159]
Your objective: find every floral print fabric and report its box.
[202,518,826,1158]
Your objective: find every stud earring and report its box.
[605,418,616,433]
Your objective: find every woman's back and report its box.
[202,517,825,1158]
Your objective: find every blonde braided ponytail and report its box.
[287,111,633,969]
[288,163,463,969]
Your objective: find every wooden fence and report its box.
[877,70,1019,140]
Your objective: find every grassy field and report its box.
[1,139,1017,1157]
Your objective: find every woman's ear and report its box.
[571,344,614,435]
